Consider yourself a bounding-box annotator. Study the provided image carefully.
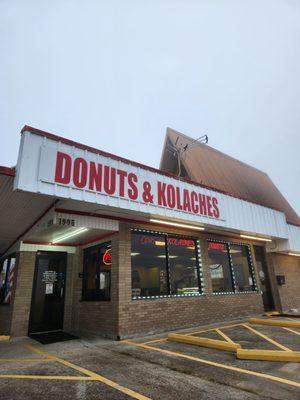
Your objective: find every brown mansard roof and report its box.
[160,128,300,226]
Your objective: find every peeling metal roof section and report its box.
[160,128,300,226]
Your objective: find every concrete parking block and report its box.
[167,333,241,352]
[237,349,300,362]
[249,318,300,328]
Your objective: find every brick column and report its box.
[116,222,132,338]
[10,252,36,337]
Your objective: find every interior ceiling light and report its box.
[240,234,272,243]
[131,252,140,256]
[52,227,88,244]
[150,218,204,231]
[288,253,300,257]
[157,255,178,259]
[155,241,166,246]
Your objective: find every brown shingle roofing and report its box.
[160,128,300,226]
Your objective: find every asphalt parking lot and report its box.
[1,317,300,400]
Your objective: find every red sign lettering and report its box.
[208,242,225,251]
[53,152,221,220]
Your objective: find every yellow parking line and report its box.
[184,323,243,336]
[27,345,151,400]
[0,358,53,362]
[283,327,300,336]
[0,375,95,381]
[215,329,235,344]
[242,324,291,352]
[122,340,300,389]
[142,338,167,345]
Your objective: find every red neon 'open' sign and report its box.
[103,248,112,265]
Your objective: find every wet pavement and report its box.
[1,317,300,399]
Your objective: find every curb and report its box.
[167,333,241,352]
[237,348,300,362]
[249,318,300,328]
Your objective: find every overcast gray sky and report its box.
[1,0,299,215]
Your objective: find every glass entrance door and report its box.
[253,246,274,311]
[29,252,67,334]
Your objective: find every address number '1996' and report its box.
[58,218,75,226]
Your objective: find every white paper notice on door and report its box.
[45,283,53,294]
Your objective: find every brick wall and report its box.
[6,223,278,339]
[10,252,36,337]
[71,236,118,338]
[9,251,76,337]
[117,222,264,338]
[270,253,300,311]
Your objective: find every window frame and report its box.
[82,241,112,302]
[207,239,258,295]
[131,228,203,300]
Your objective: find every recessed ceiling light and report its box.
[150,218,205,231]
[240,234,272,242]
[52,227,88,244]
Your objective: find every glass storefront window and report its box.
[230,244,255,292]
[208,241,234,293]
[131,232,168,297]
[131,231,201,298]
[0,256,16,304]
[168,238,200,295]
[207,240,255,293]
[0,259,9,303]
[82,242,111,301]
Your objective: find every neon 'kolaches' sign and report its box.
[54,151,220,220]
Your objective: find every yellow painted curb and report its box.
[167,333,241,352]
[237,349,300,362]
[264,311,280,317]
[0,336,10,341]
[249,318,300,328]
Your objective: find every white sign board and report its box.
[14,130,288,239]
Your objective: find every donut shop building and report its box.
[0,126,300,340]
